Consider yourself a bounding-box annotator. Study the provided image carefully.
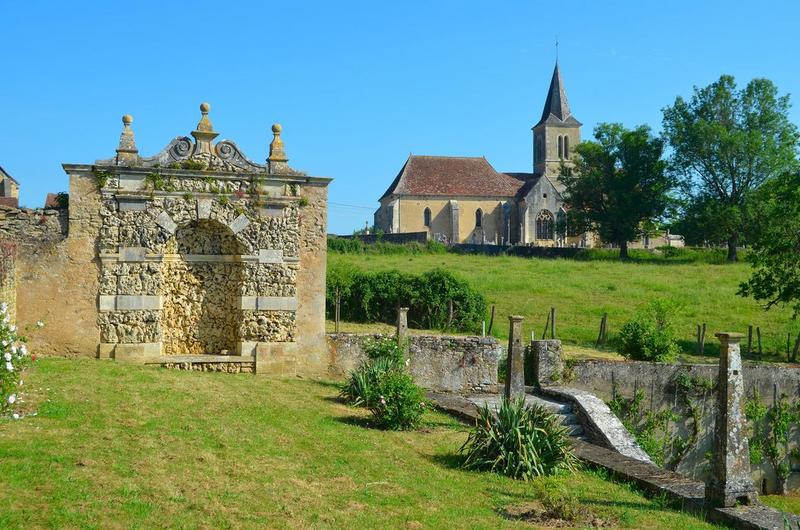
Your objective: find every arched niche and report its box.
[160,219,246,355]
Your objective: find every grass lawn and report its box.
[762,494,800,516]
[329,252,798,362]
[0,358,725,529]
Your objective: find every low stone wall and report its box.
[0,205,68,249]
[567,359,800,411]
[332,232,428,244]
[531,344,800,493]
[326,333,500,393]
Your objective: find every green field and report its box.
[328,252,798,362]
[0,358,729,529]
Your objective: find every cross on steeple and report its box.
[555,35,559,61]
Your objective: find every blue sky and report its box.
[1,1,798,234]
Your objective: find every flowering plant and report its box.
[0,303,36,418]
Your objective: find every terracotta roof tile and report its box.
[381,155,528,199]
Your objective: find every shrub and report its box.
[340,337,407,407]
[368,370,427,430]
[364,336,405,365]
[616,300,680,362]
[0,303,35,418]
[460,397,578,479]
[326,265,486,333]
[340,356,396,407]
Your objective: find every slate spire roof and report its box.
[534,62,581,128]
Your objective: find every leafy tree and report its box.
[561,123,675,259]
[739,171,800,316]
[662,75,798,261]
[668,194,742,247]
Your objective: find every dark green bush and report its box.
[326,265,486,333]
[616,300,679,362]
[460,397,578,479]
[368,370,427,430]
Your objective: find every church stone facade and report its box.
[375,63,588,247]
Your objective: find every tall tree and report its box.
[739,171,800,316]
[561,123,675,259]
[662,75,798,261]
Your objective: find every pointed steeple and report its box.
[535,62,580,127]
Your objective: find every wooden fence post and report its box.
[541,310,551,340]
[487,304,496,335]
[747,325,753,356]
[550,307,556,339]
[700,323,706,356]
[756,327,763,357]
[334,287,341,333]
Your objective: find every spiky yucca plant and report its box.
[460,397,578,480]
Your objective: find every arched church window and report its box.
[557,136,563,159]
[536,210,554,240]
[423,207,431,227]
[563,136,569,158]
[475,208,483,228]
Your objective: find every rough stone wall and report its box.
[326,333,500,393]
[0,240,16,321]
[561,358,800,493]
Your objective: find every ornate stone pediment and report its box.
[97,103,300,175]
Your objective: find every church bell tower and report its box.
[532,62,582,184]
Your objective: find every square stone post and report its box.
[530,339,564,388]
[505,315,525,399]
[396,307,408,344]
[705,332,758,508]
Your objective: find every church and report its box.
[374,62,589,247]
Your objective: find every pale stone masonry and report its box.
[396,307,408,343]
[505,315,525,399]
[2,103,331,375]
[706,332,759,507]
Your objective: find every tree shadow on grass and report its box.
[427,452,468,471]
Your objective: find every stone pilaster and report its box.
[396,307,408,344]
[449,200,460,243]
[530,339,564,388]
[706,332,758,508]
[505,315,525,399]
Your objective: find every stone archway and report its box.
[161,219,245,355]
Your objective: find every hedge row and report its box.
[326,265,486,333]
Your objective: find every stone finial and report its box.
[191,102,219,156]
[115,114,139,166]
[505,315,525,399]
[267,123,289,174]
[269,123,288,162]
[706,331,758,507]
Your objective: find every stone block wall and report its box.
[326,333,501,393]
